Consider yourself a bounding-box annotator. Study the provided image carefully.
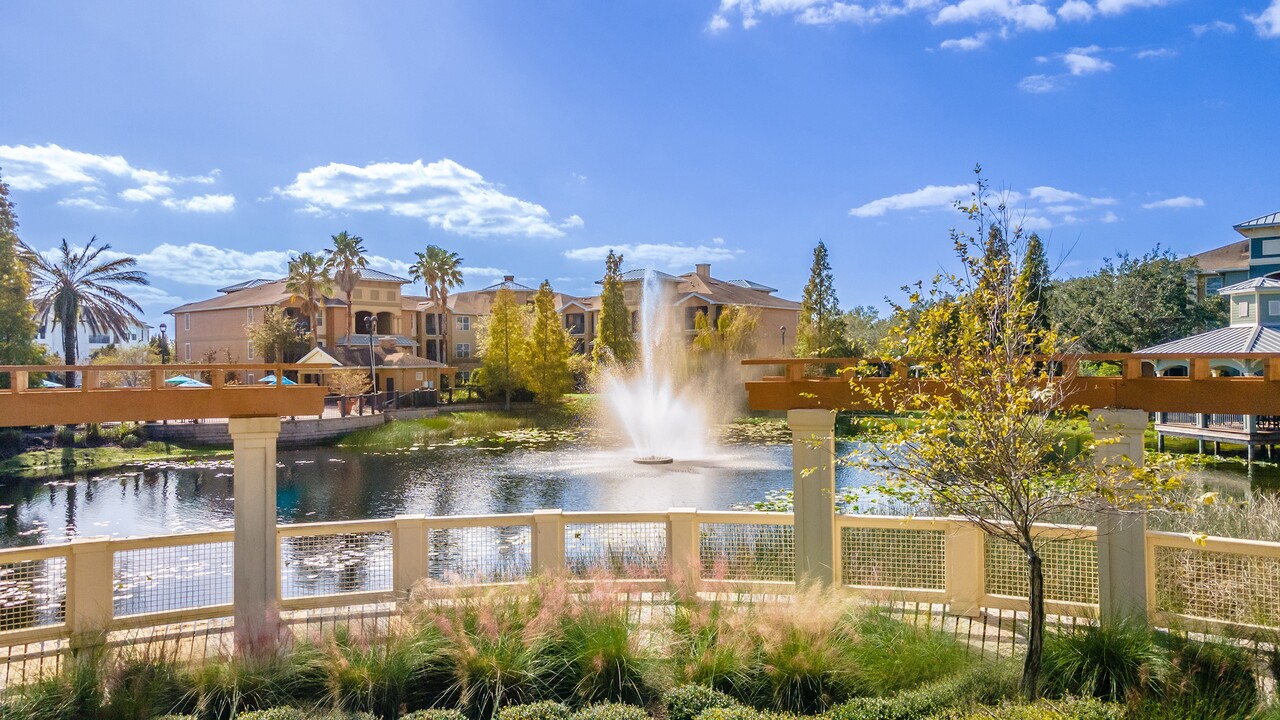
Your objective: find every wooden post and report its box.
[789,409,838,586]
[945,523,985,617]
[667,508,701,589]
[393,515,429,597]
[1089,408,1149,626]
[65,536,114,642]
[228,416,281,655]
[531,509,565,575]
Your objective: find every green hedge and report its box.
[664,685,741,720]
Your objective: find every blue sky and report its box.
[2,1,1278,326]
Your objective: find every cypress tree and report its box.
[478,288,528,410]
[526,280,574,404]
[1019,232,1052,332]
[796,240,849,358]
[0,173,41,387]
[594,250,636,365]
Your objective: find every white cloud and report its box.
[849,183,972,217]
[161,193,236,213]
[934,0,1056,31]
[1019,215,1054,231]
[1061,45,1114,75]
[1142,195,1205,209]
[708,13,730,32]
[940,32,990,49]
[1192,19,1237,36]
[1136,47,1176,58]
[1249,1,1280,37]
[126,244,292,286]
[563,242,741,269]
[1101,211,1120,223]
[0,143,229,212]
[1095,0,1173,15]
[1057,0,1094,21]
[1028,186,1116,205]
[1018,73,1065,92]
[276,158,579,238]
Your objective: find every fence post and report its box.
[1090,408,1149,626]
[229,416,281,655]
[667,508,701,589]
[393,515,429,597]
[789,409,838,586]
[65,536,114,642]
[945,522,985,617]
[532,509,565,575]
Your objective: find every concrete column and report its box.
[531,509,565,575]
[393,515,429,597]
[945,524,985,617]
[667,508,701,590]
[1089,408,1148,626]
[789,409,838,586]
[229,416,281,654]
[65,536,114,641]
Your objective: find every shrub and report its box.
[235,709,308,720]
[848,610,971,695]
[935,697,1125,720]
[323,623,445,719]
[827,681,954,720]
[569,703,649,720]
[1154,634,1258,720]
[0,643,107,720]
[402,710,468,720]
[184,654,308,720]
[54,425,77,447]
[1041,621,1168,703]
[153,715,199,720]
[664,685,740,720]
[544,583,653,705]
[85,423,105,446]
[495,701,571,720]
[694,707,796,720]
[102,648,193,720]
[0,428,24,454]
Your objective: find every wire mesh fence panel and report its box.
[428,525,531,582]
[841,527,946,590]
[565,522,667,578]
[281,532,393,599]
[984,536,1098,605]
[114,542,233,616]
[699,523,795,582]
[1155,546,1280,626]
[0,557,66,633]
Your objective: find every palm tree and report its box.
[285,252,333,349]
[409,245,463,365]
[23,237,149,386]
[323,231,367,344]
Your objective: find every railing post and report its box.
[667,508,701,589]
[532,509,565,575]
[789,409,838,586]
[945,522,985,617]
[1090,408,1149,626]
[228,416,281,655]
[65,536,114,642]
[393,515,429,597]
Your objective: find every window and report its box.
[455,343,471,358]
[248,341,255,360]
[318,339,325,347]
[564,313,585,334]
[415,371,424,381]
[370,290,380,301]
[458,371,472,384]
[1264,239,1280,256]
[184,342,191,361]
[456,316,470,331]
[88,333,110,344]
[410,315,417,333]
[247,307,254,323]
[317,313,324,327]
[353,289,363,299]
[1270,300,1280,316]
[1237,300,1252,318]
[183,313,191,331]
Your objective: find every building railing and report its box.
[1,509,1277,649]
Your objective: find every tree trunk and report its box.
[346,291,354,341]
[61,311,78,388]
[310,311,319,349]
[1022,548,1046,701]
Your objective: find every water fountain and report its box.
[603,269,710,464]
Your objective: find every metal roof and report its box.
[357,268,411,284]
[726,279,778,293]
[1138,325,1280,354]
[1234,211,1280,230]
[217,278,278,293]
[596,269,681,284]
[478,279,536,292]
[334,334,419,348]
[1217,277,1280,294]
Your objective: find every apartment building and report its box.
[34,318,152,361]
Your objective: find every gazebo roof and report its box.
[1137,325,1280,355]
[1218,276,1280,295]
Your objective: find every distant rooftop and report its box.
[479,275,536,292]
[218,278,277,293]
[597,269,681,285]
[357,268,411,284]
[726,279,777,293]
[1139,325,1280,354]
[1218,276,1280,294]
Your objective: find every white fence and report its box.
[0,510,1277,649]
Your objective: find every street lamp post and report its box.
[366,316,378,411]
[159,323,170,364]
[780,326,787,355]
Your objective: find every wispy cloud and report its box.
[1057,0,1094,22]
[1135,47,1176,58]
[1061,45,1114,75]
[276,158,581,238]
[939,32,990,50]
[850,181,1118,225]
[1142,195,1205,209]
[563,241,741,269]
[1019,45,1113,92]
[849,184,972,217]
[1096,0,1175,15]
[0,143,231,213]
[1018,73,1065,93]
[1249,0,1280,38]
[1192,19,1237,36]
